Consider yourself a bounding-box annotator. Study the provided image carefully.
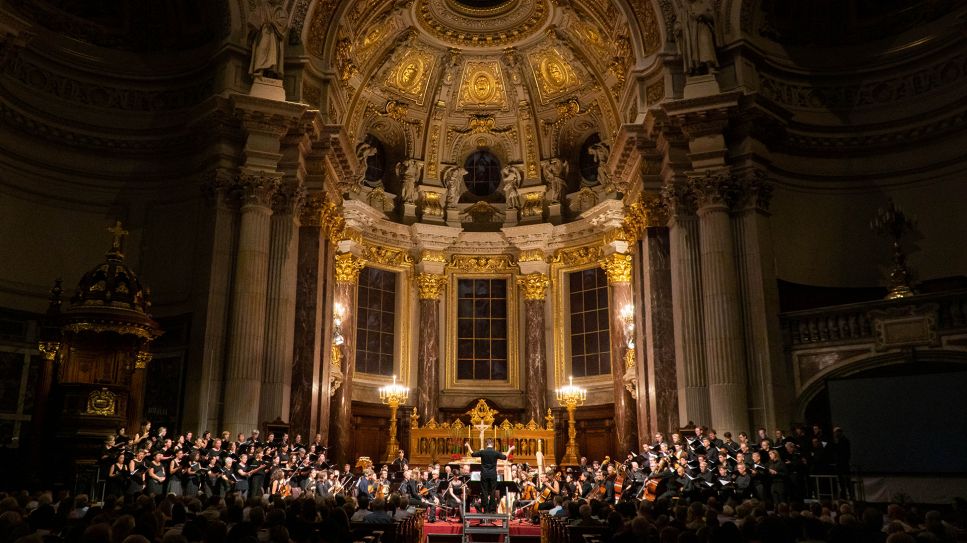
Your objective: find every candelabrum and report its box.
[870,199,917,300]
[556,376,586,466]
[379,375,409,462]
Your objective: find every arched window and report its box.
[463,150,502,197]
[363,136,386,184]
[579,133,602,183]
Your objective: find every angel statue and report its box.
[442,166,468,208]
[248,0,288,79]
[498,165,523,209]
[542,158,568,204]
[585,141,611,188]
[396,158,423,204]
[355,142,380,190]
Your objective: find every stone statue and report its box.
[355,142,381,189]
[248,0,289,79]
[396,158,423,204]
[586,141,610,187]
[674,0,719,75]
[498,165,522,209]
[541,158,568,204]
[442,166,468,208]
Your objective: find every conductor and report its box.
[465,439,514,514]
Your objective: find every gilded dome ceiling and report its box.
[305,0,663,228]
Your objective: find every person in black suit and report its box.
[357,468,375,502]
[466,439,515,514]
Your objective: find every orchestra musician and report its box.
[357,469,376,502]
[392,450,408,472]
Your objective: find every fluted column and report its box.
[330,252,365,463]
[259,185,304,426]
[223,172,280,435]
[518,273,550,423]
[600,252,638,454]
[415,272,446,422]
[693,173,749,435]
[663,183,711,426]
[733,172,791,431]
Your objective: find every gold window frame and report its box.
[552,256,614,390]
[444,271,520,390]
[352,262,412,386]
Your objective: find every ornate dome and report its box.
[65,222,158,333]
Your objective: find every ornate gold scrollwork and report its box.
[135,351,152,369]
[87,388,116,416]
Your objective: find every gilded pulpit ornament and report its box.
[517,273,550,300]
[870,199,918,300]
[86,388,117,416]
[416,273,447,300]
[334,253,366,283]
[600,253,632,284]
[135,351,152,370]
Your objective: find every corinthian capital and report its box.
[734,170,774,212]
[334,252,366,284]
[416,273,447,300]
[600,253,633,284]
[517,273,550,301]
[660,182,697,217]
[272,182,307,215]
[235,170,282,207]
[300,193,327,226]
[689,170,738,209]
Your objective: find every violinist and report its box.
[424,470,441,522]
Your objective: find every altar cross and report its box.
[107,220,128,252]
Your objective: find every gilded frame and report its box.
[551,249,614,390]
[352,261,413,386]
[444,271,521,391]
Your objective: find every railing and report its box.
[780,289,967,347]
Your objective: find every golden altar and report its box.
[408,399,557,466]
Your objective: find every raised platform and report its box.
[423,518,540,543]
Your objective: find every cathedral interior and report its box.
[0,0,966,500]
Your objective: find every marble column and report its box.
[693,173,749,435]
[517,273,550,424]
[290,195,326,442]
[329,252,365,463]
[223,172,279,435]
[663,182,710,427]
[732,173,791,431]
[260,185,303,426]
[415,273,446,423]
[184,171,236,433]
[637,208,679,435]
[127,353,150,432]
[600,253,638,454]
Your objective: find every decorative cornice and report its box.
[599,252,632,284]
[334,252,366,283]
[416,273,447,300]
[552,245,603,267]
[517,273,550,300]
[447,254,516,273]
[419,250,448,263]
[517,249,546,262]
[360,243,414,267]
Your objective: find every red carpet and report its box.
[423,520,541,542]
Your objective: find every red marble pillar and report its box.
[601,253,638,455]
[415,273,446,422]
[518,273,550,423]
[329,253,364,463]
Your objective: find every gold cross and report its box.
[107,220,128,251]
